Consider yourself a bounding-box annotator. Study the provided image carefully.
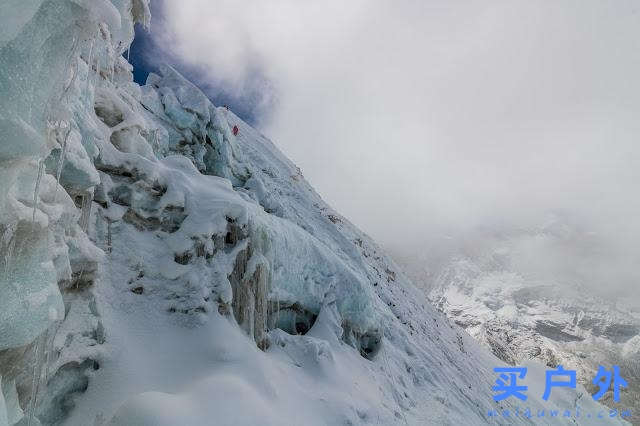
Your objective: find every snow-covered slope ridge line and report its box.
[0,1,626,425]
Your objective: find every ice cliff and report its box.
[0,1,627,425]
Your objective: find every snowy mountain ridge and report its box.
[429,256,640,421]
[0,1,628,425]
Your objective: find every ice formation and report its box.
[0,1,629,425]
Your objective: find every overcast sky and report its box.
[148,0,640,301]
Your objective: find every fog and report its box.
[152,0,640,301]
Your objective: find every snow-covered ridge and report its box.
[0,1,628,425]
[430,256,640,420]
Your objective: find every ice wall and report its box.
[0,1,148,424]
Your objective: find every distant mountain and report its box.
[427,255,640,421]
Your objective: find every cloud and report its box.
[154,0,640,300]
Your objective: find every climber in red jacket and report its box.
[232,125,239,136]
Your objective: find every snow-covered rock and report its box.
[0,1,629,425]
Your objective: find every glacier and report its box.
[0,1,629,425]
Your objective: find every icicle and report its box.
[63,58,79,102]
[71,192,93,290]
[106,32,116,84]
[95,57,102,84]
[86,38,95,74]
[61,36,80,101]
[257,267,267,347]
[110,57,115,84]
[3,239,15,281]
[53,124,72,203]
[248,290,255,341]
[97,209,107,252]
[127,48,130,63]
[32,160,45,223]
[106,220,112,254]
[27,333,45,426]
[79,192,93,233]
[74,268,86,290]
[26,324,61,426]
[85,38,95,98]
[26,338,41,426]
[3,224,16,278]
[42,325,56,387]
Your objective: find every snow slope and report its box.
[0,1,628,425]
